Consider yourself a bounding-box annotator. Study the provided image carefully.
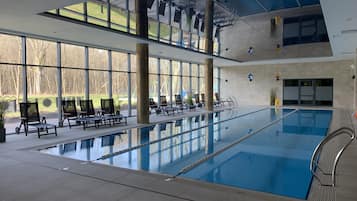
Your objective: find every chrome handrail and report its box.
[310,127,355,187]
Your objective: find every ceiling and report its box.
[320,0,357,57]
[0,0,240,67]
[218,0,320,16]
[0,0,354,67]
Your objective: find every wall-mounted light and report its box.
[275,72,281,81]
[247,46,254,55]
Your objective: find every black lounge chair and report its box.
[149,98,161,114]
[100,98,127,126]
[174,94,187,112]
[62,100,79,128]
[17,102,57,138]
[159,96,177,115]
[194,94,203,107]
[201,93,206,106]
[78,100,102,129]
[215,93,235,106]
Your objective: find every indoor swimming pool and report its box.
[39,108,332,200]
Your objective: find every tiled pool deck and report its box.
[0,106,356,201]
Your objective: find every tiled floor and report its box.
[0,106,356,201]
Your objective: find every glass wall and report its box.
[26,37,58,112]
[0,32,218,133]
[149,57,159,101]
[49,0,221,55]
[112,52,129,111]
[89,48,109,108]
[61,44,85,102]
[0,34,22,120]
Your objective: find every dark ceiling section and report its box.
[218,0,320,16]
[106,0,320,29]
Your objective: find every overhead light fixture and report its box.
[189,8,195,19]
[201,20,205,32]
[194,14,200,29]
[158,1,166,16]
[174,8,181,23]
[147,0,155,9]
[214,26,220,38]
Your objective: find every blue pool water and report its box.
[39,108,332,200]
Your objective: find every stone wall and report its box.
[220,60,355,109]
[220,6,333,61]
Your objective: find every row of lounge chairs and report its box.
[62,99,127,130]
[16,98,127,138]
[149,93,234,115]
[15,93,233,138]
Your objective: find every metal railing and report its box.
[310,127,355,187]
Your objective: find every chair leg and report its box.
[68,119,71,129]
[24,123,28,136]
[55,126,57,136]
[37,128,41,138]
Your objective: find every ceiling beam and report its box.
[255,0,268,12]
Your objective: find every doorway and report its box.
[283,79,333,106]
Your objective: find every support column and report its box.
[179,61,183,96]
[157,58,161,102]
[136,0,149,124]
[107,0,111,28]
[156,0,160,40]
[217,67,221,96]
[57,42,63,127]
[108,50,113,99]
[204,0,214,111]
[205,113,214,154]
[168,0,173,44]
[126,0,130,32]
[169,60,173,104]
[84,47,89,100]
[137,127,150,170]
[127,53,132,116]
[196,65,200,95]
[21,36,27,103]
[354,49,357,109]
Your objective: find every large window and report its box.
[61,44,85,101]
[172,61,181,99]
[87,1,108,26]
[160,59,170,101]
[49,1,221,55]
[89,48,109,108]
[283,15,329,46]
[199,65,205,95]
[60,3,85,21]
[27,38,57,113]
[0,32,214,131]
[112,51,129,111]
[149,58,159,100]
[0,34,23,119]
[182,63,190,99]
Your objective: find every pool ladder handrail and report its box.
[310,127,355,187]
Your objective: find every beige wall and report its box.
[220,6,333,61]
[221,60,355,109]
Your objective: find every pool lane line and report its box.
[166,108,299,181]
[94,107,271,161]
